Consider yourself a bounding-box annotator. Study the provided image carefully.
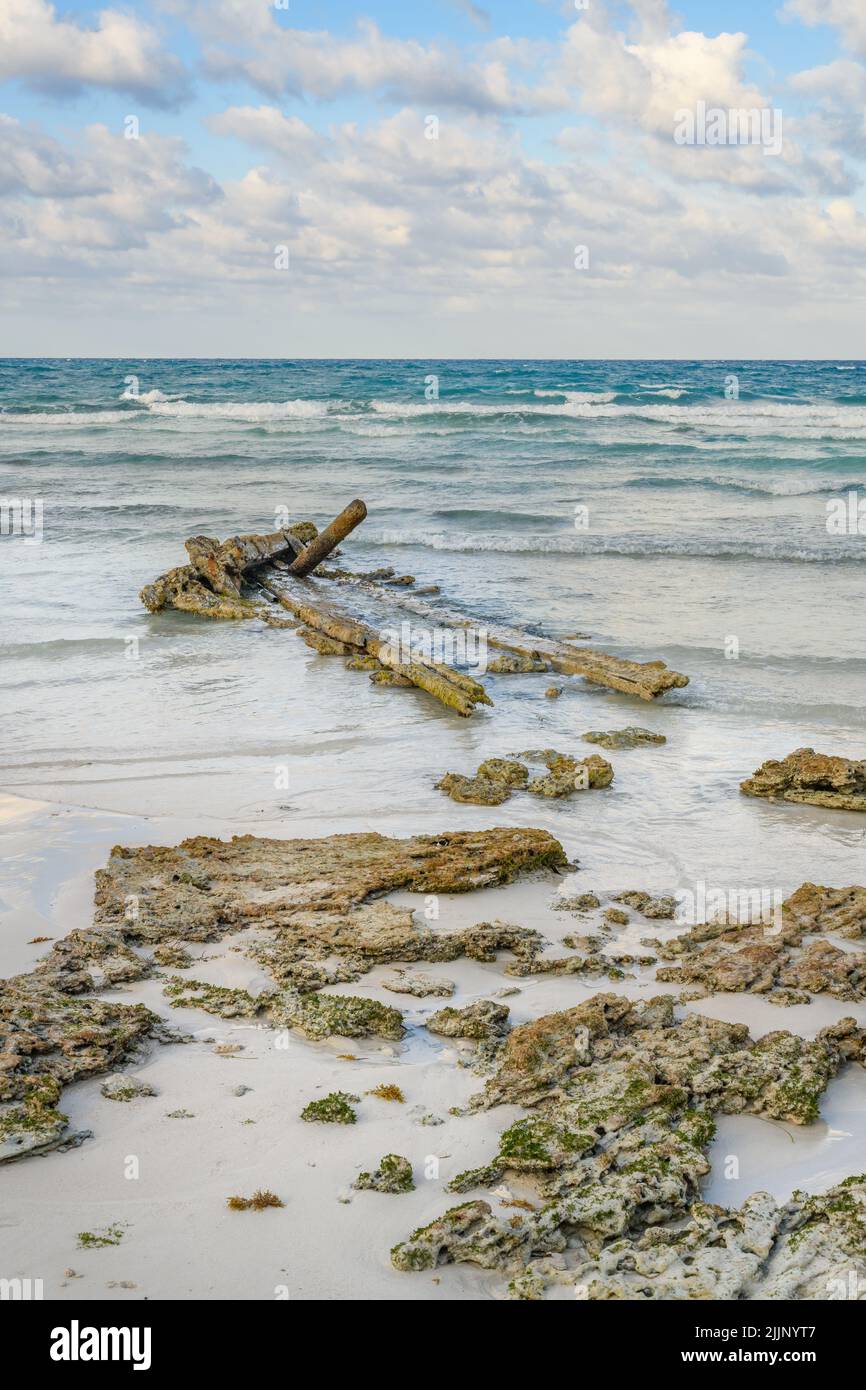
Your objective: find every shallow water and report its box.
[1,359,863,906]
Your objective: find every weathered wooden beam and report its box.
[289,499,367,577]
[256,571,491,717]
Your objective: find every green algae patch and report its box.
[301,1091,360,1124]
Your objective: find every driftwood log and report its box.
[289,499,367,576]
[140,501,690,712]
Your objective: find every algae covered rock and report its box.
[276,991,404,1041]
[476,758,529,788]
[393,992,866,1294]
[488,652,549,674]
[650,889,866,1006]
[524,751,614,798]
[94,827,567,945]
[301,1091,360,1124]
[101,1073,157,1102]
[152,942,194,969]
[391,1200,529,1272]
[162,977,265,1019]
[782,882,866,938]
[427,1000,511,1040]
[435,773,511,806]
[583,727,666,749]
[741,748,866,812]
[354,1153,414,1193]
[613,890,676,919]
[0,1076,75,1163]
[556,892,601,914]
[3,826,566,1165]
[381,973,455,998]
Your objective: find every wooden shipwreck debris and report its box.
[289,499,367,576]
[139,500,689,713]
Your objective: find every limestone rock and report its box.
[435,773,511,805]
[393,992,866,1294]
[613,890,676,919]
[100,1073,157,1102]
[427,1000,511,1040]
[582,727,666,749]
[381,973,455,998]
[741,748,866,812]
[354,1153,415,1193]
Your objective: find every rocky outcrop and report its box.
[437,751,613,805]
[741,748,866,812]
[391,993,866,1295]
[648,881,866,1004]
[1,828,566,1164]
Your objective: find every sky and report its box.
[2,0,866,357]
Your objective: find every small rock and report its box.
[101,1074,157,1103]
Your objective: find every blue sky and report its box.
[2,0,866,356]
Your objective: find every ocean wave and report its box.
[366,397,866,434]
[142,398,331,420]
[365,528,864,563]
[5,392,866,439]
[532,389,618,403]
[623,473,866,497]
[0,409,136,425]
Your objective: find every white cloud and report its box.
[784,0,866,57]
[176,0,557,113]
[0,0,189,105]
[206,106,324,158]
[3,0,866,352]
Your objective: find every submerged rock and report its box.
[582,727,666,749]
[524,751,614,798]
[741,748,866,812]
[435,773,512,805]
[613,890,676,919]
[488,652,550,674]
[354,1153,415,1193]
